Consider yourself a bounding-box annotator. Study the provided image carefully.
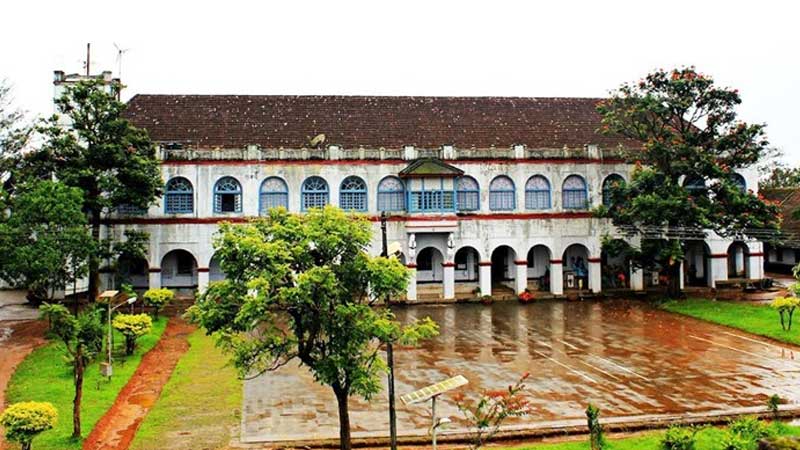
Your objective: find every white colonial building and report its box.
[54,73,763,300]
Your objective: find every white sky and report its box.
[2,0,798,164]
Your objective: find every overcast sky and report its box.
[2,0,798,164]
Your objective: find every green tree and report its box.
[0,80,32,188]
[597,67,779,297]
[31,80,162,301]
[0,401,58,450]
[0,180,94,303]
[760,166,800,190]
[188,206,438,450]
[39,303,104,439]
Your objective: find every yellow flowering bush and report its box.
[142,288,174,319]
[0,401,57,450]
[770,296,799,331]
[112,313,153,355]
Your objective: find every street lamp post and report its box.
[380,212,398,450]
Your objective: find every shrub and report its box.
[720,432,751,450]
[0,401,57,450]
[586,403,604,450]
[112,313,153,355]
[767,394,782,420]
[661,425,698,450]
[143,288,174,318]
[729,416,772,442]
[770,297,799,331]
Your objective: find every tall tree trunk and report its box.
[666,260,682,299]
[333,386,352,450]
[87,209,101,302]
[73,350,84,439]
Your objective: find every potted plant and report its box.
[518,290,534,303]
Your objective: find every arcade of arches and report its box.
[108,237,764,301]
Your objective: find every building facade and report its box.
[60,85,762,300]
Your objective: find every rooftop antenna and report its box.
[113,42,131,79]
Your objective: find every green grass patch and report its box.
[504,423,800,449]
[129,330,241,450]
[5,316,167,450]
[661,298,800,346]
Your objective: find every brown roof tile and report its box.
[761,188,800,233]
[123,95,639,150]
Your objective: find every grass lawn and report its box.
[504,423,800,449]
[5,316,167,450]
[661,298,800,346]
[129,329,241,450]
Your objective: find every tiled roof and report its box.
[399,158,464,178]
[123,95,640,150]
[761,188,800,233]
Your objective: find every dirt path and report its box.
[0,320,48,450]
[83,317,195,450]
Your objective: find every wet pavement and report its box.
[242,300,800,442]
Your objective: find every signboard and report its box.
[400,375,468,405]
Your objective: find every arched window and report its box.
[525,175,551,210]
[164,177,194,214]
[301,176,329,211]
[213,177,242,213]
[339,176,368,211]
[489,176,515,211]
[732,173,747,192]
[562,175,588,209]
[602,174,625,207]
[377,176,405,212]
[456,176,480,211]
[259,177,288,214]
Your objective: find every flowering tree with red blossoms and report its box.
[596,67,780,297]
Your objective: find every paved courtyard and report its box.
[242,300,800,442]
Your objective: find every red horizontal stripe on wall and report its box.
[748,252,764,257]
[710,253,728,258]
[148,268,162,272]
[160,157,626,167]
[197,267,210,272]
[587,257,602,263]
[550,259,563,264]
[479,261,492,266]
[406,263,417,269]
[514,260,528,265]
[442,262,456,267]
[105,211,594,226]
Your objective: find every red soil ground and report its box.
[82,317,195,450]
[0,320,48,450]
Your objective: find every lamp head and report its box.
[126,297,137,305]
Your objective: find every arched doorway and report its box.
[526,245,552,291]
[601,239,630,289]
[684,241,711,287]
[416,247,444,283]
[728,242,749,278]
[563,244,590,290]
[209,253,225,283]
[454,247,479,282]
[491,246,516,283]
[161,250,198,290]
[116,255,149,291]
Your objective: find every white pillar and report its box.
[748,253,764,279]
[149,269,161,290]
[710,255,728,288]
[198,269,210,293]
[443,263,455,300]
[514,260,527,295]
[630,267,644,291]
[406,265,417,301]
[550,260,563,295]
[678,261,685,290]
[589,259,602,293]
[479,262,492,297]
